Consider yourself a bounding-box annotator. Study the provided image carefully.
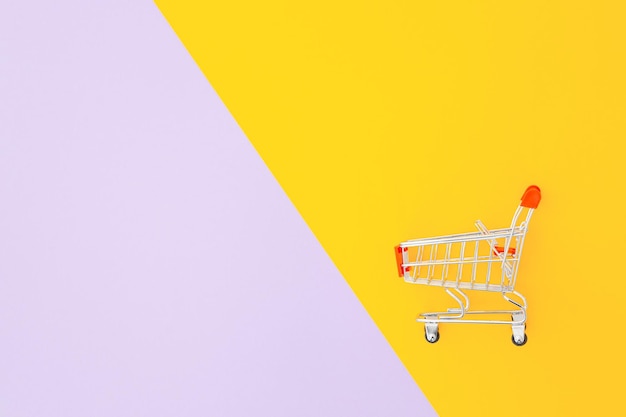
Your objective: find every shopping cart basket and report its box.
[394,185,541,346]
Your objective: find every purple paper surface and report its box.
[0,1,436,416]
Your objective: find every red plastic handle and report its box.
[520,185,541,209]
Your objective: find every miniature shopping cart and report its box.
[394,186,541,346]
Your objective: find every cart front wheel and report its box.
[512,334,528,346]
[425,331,440,344]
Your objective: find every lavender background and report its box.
[0,1,436,416]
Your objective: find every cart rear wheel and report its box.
[425,331,440,343]
[512,334,527,346]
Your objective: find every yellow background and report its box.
[155,1,626,415]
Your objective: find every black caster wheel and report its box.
[512,334,528,346]
[425,331,440,344]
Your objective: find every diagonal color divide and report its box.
[155,1,626,416]
[0,1,435,416]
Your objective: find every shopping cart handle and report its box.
[521,185,541,209]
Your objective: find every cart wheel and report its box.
[425,330,440,344]
[511,334,528,346]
